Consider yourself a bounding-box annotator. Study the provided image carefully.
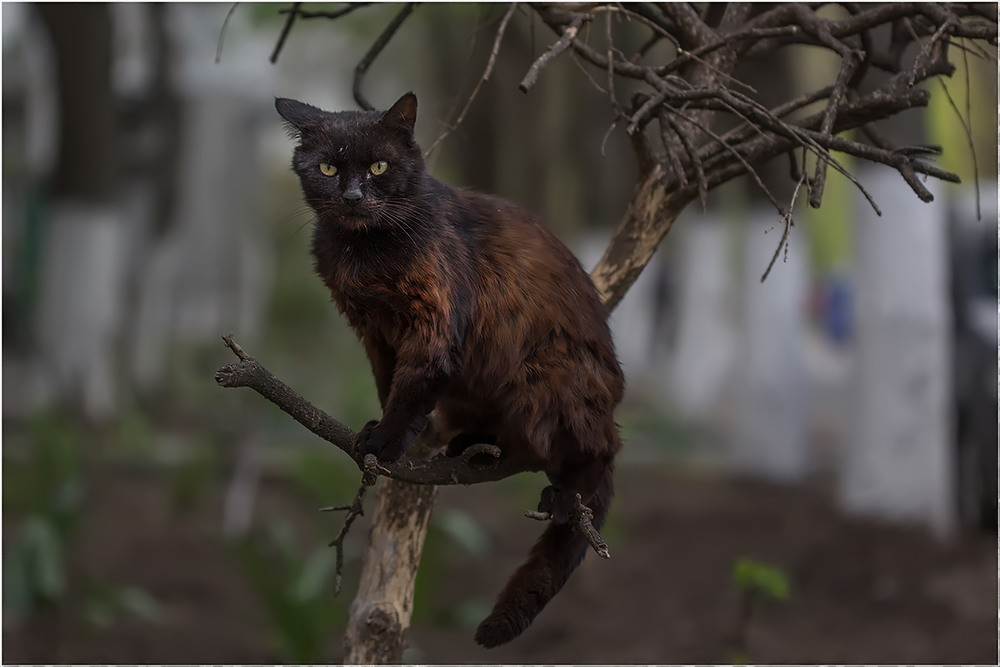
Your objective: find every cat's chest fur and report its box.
[311,226,460,340]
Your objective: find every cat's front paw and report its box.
[354,420,405,463]
[353,419,381,457]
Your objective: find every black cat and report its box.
[277,92,624,647]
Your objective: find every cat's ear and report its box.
[275,98,325,136]
[379,92,417,135]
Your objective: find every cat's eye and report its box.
[319,163,337,176]
[370,161,388,175]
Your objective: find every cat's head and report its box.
[276,92,425,231]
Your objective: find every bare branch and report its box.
[280,3,372,20]
[670,106,786,217]
[524,493,611,559]
[215,335,535,487]
[354,3,418,110]
[665,114,708,210]
[215,2,240,64]
[519,12,586,92]
[268,0,375,67]
[936,72,981,215]
[270,2,301,64]
[321,484,368,595]
[760,167,807,283]
[424,3,518,159]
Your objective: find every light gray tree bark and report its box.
[840,165,955,535]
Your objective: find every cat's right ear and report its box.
[379,92,417,136]
[275,98,324,137]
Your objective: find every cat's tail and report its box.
[474,465,613,648]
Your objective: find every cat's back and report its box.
[457,191,581,281]
[453,188,614,350]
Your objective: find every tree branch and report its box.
[353,3,418,110]
[321,484,368,595]
[519,12,586,93]
[525,492,612,558]
[215,335,536,486]
[424,3,519,159]
[269,2,301,64]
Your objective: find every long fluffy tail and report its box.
[474,466,613,648]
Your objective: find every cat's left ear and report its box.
[275,97,325,136]
[379,92,417,135]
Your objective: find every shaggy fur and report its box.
[277,92,624,647]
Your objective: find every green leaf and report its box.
[729,648,749,664]
[732,557,790,601]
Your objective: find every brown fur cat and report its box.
[276,92,624,647]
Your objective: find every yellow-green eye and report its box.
[370,161,388,175]
[319,163,337,176]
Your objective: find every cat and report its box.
[276,91,624,647]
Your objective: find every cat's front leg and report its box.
[354,414,428,462]
[356,354,454,462]
[361,333,396,409]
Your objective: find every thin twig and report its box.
[216,2,240,64]
[960,39,981,219]
[665,114,708,210]
[936,69,981,216]
[270,2,301,64]
[760,167,807,283]
[280,3,371,20]
[629,31,663,64]
[519,13,586,92]
[809,48,861,207]
[605,12,618,111]
[671,106,785,217]
[322,484,368,595]
[657,108,688,189]
[354,3,418,110]
[424,3,518,159]
[523,493,610,558]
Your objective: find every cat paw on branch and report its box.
[214,333,612,553]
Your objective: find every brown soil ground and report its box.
[3,465,996,664]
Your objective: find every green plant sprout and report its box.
[728,557,792,663]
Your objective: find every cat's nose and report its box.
[343,185,363,204]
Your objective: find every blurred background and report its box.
[2,3,996,663]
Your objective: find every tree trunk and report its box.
[840,165,955,535]
[591,167,694,309]
[343,479,438,662]
[342,430,440,663]
[668,216,735,419]
[35,3,126,421]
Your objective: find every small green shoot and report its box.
[728,557,792,663]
